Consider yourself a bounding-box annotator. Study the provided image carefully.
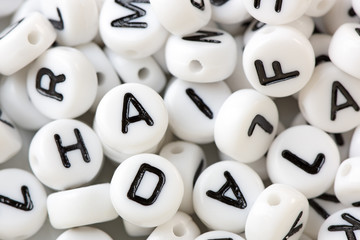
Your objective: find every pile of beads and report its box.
[1,0,360,239]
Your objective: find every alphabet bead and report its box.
[147,211,200,240]
[29,119,103,190]
[99,0,168,59]
[165,27,237,83]
[298,62,360,133]
[164,78,231,144]
[245,184,309,240]
[40,0,99,46]
[349,125,360,158]
[195,230,245,240]
[242,0,312,25]
[210,0,250,24]
[214,89,278,163]
[243,26,315,97]
[123,219,154,237]
[47,183,118,229]
[159,141,206,214]
[193,160,264,233]
[110,153,184,227]
[26,46,98,119]
[267,125,340,198]
[0,168,47,240]
[56,227,113,240]
[0,12,56,76]
[149,0,211,36]
[94,83,168,156]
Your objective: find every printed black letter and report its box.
[111,0,149,28]
[191,0,205,10]
[330,81,359,121]
[0,109,14,128]
[254,0,283,13]
[255,60,300,86]
[186,88,213,119]
[309,193,340,219]
[0,186,33,211]
[283,211,304,240]
[36,67,66,101]
[210,0,229,6]
[247,114,274,136]
[328,213,360,240]
[49,8,64,30]
[183,30,223,44]
[282,150,325,175]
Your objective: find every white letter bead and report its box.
[110,153,184,227]
[267,125,340,198]
[26,46,98,119]
[159,141,206,214]
[165,28,237,83]
[147,211,200,240]
[104,47,166,93]
[29,119,103,190]
[349,125,360,158]
[0,0,23,17]
[47,183,118,229]
[0,168,47,240]
[0,109,22,164]
[334,157,360,207]
[149,0,211,36]
[298,62,360,133]
[353,0,360,17]
[305,0,336,17]
[193,160,264,233]
[40,0,99,46]
[76,42,121,112]
[245,183,309,240]
[214,89,278,163]
[242,0,312,25]
[210,0,250,24]
[0,12,56,76]
[318,207,360,240]
[0,68,51,130]
[123,219,154,237]
[329,23,360,79]
[243,26,315,98]
[195,230,245,240]
[94,83,168,156]
[164,78,231,144]
[56,227,113,240]
[99,0,168,59]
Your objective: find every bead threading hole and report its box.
[189,60,203,73]
[173,223,186,237]
[171,146,184,154]
[138,67,150,80]
[28,30,40,45]
[267,193,281,206]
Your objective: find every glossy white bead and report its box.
[267,125,340,198]
[0,0,23,17]
[329,23,360,79]
[76,42,121,112]
[40,0,99,46]
[245,184,309,240]
[318,207,360,240]
[99,0,168,59]
[159,141,206,214]
[56,227,113,240]
[0,168,47,240]
[242,0,312,25]
[164,78,231,144]
[165,27,237,83]
[306,0,336,17]
[195,230,245,240]
[110,153,184,227]
[0,12,56,76]
[147,211,200,240]
[0,109,22,164]
[94,83,168,157]
[298,62,360,133]
[29,119,103,190]
[349,125,360,158]
[0,68,51,130]
[214,89,278,163]
[243,26,315,98]
[26,46,98,119]
[11,0,41,23]
[149,0,211,36]
[104,47,166,93]
[47,183,118,229]
[123,219,154,237]
[193,160,264,233]
[210,0,250,24]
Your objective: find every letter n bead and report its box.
[110,154,184,227]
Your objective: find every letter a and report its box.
[330,81,359,121]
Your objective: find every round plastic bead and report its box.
[0,0,23,17]
[110,153,184,227]
[193,160,264,233]
[309,33,332,67]
[0,168,47,240]
[99,0,168,59]
[349,125,360,158]
[165,27,237,83]
[195,231,245,240]
[214,89,278,163]
[123,219,154,237]
[29,119,104,191]
[47,183,118,229]
[267,125,340,198]
[56,227,113,240]
[164,78,231,144]
[210,0,250,24]
[26,46,98,119]
[243,26,315,98]
[305,0,336,17]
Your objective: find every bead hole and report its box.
[267,193,281,206]
[96,72,105,85]
[189,60,203,73]
[341,163,351,176]
[138,67,149,80]
[28,30,40,45]
[173,223,186,237]
[171,146,184,154]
